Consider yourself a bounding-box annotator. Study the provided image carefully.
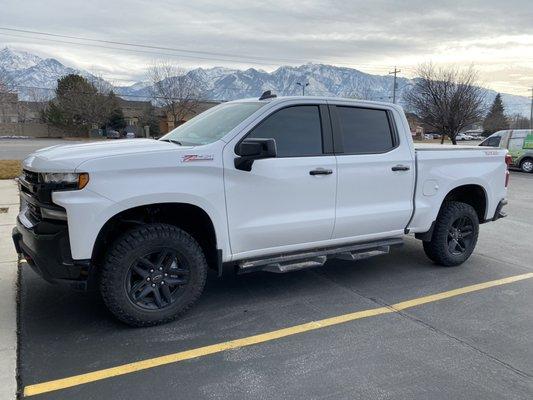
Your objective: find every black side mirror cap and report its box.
[235,138,277,171]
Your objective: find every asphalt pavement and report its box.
[0,139,89,160]
[17,172,533,399]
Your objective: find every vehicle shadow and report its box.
[19,238,440,335]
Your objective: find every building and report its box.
[0,92,19,123]
[18,101,47,123]
[117,98,152,127]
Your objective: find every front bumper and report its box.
[12,218,91,290]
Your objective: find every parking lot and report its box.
[0,139,90,160]
[16,171,533,399]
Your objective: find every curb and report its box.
[0,180,19,400]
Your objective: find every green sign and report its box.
[524,133,533,149]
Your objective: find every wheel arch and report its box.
[415,183,489,242]
[441,184,488,222]
[91,202,220,272]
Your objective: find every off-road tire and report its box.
[100,223,207,327]
[423,201,479,267]
[520,158,533,173]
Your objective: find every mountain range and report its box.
[1,47,530,116]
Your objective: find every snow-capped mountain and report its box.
[0,47,41,71]
[0,47,101,99]
[1,47,530,116]
[118,63,531,116]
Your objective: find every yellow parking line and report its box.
[24,272,533,397]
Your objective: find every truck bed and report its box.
[414,143,486,151]
[408,144,507,235]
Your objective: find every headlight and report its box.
[40,172,90,190]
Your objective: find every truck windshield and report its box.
[159,102,265,146]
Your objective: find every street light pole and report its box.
[296,82,309,96]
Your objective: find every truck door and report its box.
[329,104,415,240]
[223,103,337,258]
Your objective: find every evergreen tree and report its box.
[45,74,120,131]
[483,93,508,135]
[105,92,126,130]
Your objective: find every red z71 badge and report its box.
[181,154,214,162]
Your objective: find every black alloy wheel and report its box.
[446,216,475,255]
[126,248,190,310]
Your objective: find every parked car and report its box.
[479,129,533,172]
[456,133,474,141]
[106,130,120,139]
[13,93,509,326]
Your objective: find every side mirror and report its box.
[235,138,277,171]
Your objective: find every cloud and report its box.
[1,0,531,93]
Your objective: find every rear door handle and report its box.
[391,165,410,171]
[309,168,333,176]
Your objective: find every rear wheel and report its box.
[422,201,479,266]
[100,223,207,327]
[520,158,533,173]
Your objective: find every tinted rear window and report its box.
[336,107,394,153]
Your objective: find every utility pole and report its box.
[389,67,401,104]
[296,82,309,96]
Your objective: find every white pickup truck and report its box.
[13,93,509,326]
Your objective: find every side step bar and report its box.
[238,238,404,274]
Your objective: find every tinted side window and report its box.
[481,136,501,147]
[247,106,323,157]
[336,107,394,153]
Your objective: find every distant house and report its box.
[18,101,47,123]
[117,98,152,128]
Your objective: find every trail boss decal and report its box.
[181,154,214,162]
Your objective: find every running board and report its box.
[238,238,404,274]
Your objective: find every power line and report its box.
[0,26,413,72]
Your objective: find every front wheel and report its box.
[423,201,479,266]
[100,224,208,327]
[520,158,533,173]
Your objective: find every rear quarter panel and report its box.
[410,147,508,233]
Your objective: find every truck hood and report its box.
[23,139,192,172]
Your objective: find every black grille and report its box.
[23,169,39,184]
[26,202,42,224]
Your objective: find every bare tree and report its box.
[0,69,15,93]
[508,113,530,129]
[403,63,486,144]
[147,62,201,127]
[0,70,17,123]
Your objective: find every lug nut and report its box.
[164,273,168,276]
[151,283,156,287]
[161,281,165,285]
[150,269,154,273]
[159,267,163,271]
[147,277,151,281]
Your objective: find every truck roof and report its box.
[228,95,404,111]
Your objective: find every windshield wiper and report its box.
[160,139,183,146]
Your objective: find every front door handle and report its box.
[391,165,410,171]
[309,168,333,176]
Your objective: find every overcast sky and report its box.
[1,0,532,95]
